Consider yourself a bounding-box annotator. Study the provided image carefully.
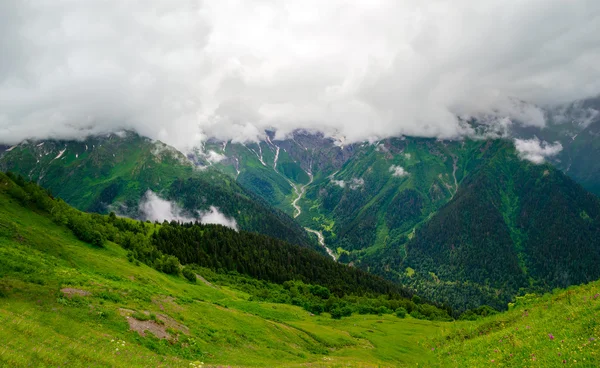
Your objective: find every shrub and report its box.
[182,267,197,283]
[395,307,407,318]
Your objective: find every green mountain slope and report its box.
[0,171,449,367]
[561,119,600,195]
[205,134,600,313]
[1,172,599,366]
[203,135,471,259]
[369,140,600,311]
[431,281,600,367]
[0,132,313,248]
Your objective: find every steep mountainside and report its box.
[368,141,600,311]
[201,133,600,311]
[1,169,599,367]
[0,171,446,367]
[203,134,491,260]
[0,132,314,248]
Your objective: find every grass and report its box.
[429,285,600,367]
[2,173,600,367]
[0,188,440,367]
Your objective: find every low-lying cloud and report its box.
[514,138,563,164]
[139,190,194,223]
[390,165,409,177]
[1,1,599,149]
[139,190,238,230]
[198,206,238,231]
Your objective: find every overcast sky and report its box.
[1,0,599,150]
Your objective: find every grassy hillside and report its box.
[0,172,446,366]
[431,282,600,367]
[0,132,314,248]
[1,171,599,366]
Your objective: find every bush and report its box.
[377,306,391,315]
[182,267,196,283]
[395,307,407,318]
[330,308,343,319]
[305,302,324,315]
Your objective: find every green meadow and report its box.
[1,175,599,367]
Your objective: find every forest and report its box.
[1,171,453,321]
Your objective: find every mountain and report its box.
[200,132,600,311]
[0,132,314,248]
[2,170,599,366]
[368,140,600,311]
[509,96,600,195]
[0,170,452,367]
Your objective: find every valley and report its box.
[1,170,598,367]
[2,4,599,367]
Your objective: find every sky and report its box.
[1,0,599,150]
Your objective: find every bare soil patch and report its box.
[60,288,91,298]
[118,308,188,339]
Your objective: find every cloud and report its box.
[204,150,227,164]
[138,191,238,230]
[514,137,563,164]
[1,1,599,149]
[348,178,365,190]
[389,165,409,177]
[139,190,194,223]
[331,180,346,188]
[197,206,238,231]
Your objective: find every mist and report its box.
[1,1,599,149]
[139,190,195,223]
[198,206,238,231]
[514,138,563,164]
[139,190,238,230]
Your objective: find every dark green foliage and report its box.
[371,140,600,313]
[0,171,452,322]
[395,307,407,318]
[182,267,196,283]
[151,221,411,298]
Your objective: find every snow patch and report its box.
[54,148,66,159]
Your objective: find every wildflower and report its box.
[590,337,596,341]
[549,334,555,340]
[563,360,567,364]
[491,359,495,362]
[431,348,435,351]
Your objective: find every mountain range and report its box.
[2,97,600,313]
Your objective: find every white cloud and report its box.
[139,190,194,223]
[331,179,346,188]
[197,206,238,231]
[514,137,563,164]
[349,178,365,190]
[204,150,226,164]
[390,165,409,177]
[138,191,238,230]
[0,1,599,148]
